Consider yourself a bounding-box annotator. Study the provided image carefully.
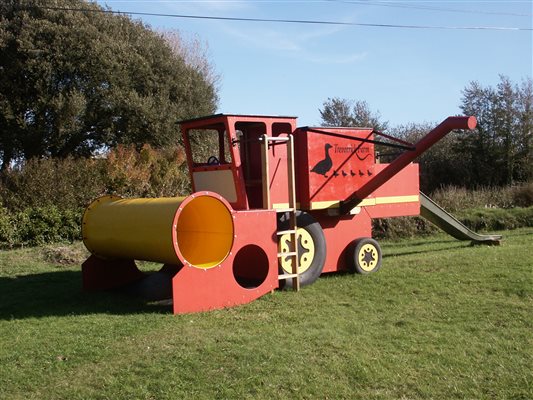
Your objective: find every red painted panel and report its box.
[312,211,372,273]
[366,202,420,219]
[371,163,419,198]
[365,163,420,219]
[294,127,375,208]
[172,209,279,314]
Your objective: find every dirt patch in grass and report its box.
[40,244,89,266]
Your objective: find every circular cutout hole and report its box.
[232,245,269,289]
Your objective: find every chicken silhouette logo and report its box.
[310,143,333,177]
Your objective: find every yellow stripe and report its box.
[272,195,419,211]
[307,200,338,209]
[272,202,301,209]
[309,195,419,210]
[375,195,419,205]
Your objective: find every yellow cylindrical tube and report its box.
[82,192,234,269]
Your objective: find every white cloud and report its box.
[303,51,368,64]
[110,0,369,65]
[218,22,368,64]
[220,24,302,51]
[165,0,252,13]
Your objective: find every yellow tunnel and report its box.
[82,193,234,269]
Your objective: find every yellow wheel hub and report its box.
[279,228,315,274]
[358,243,379,272]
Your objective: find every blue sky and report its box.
[96,0,532,127]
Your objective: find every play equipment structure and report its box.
[82,114,501,313]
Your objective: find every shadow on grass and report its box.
[0,270,172,320]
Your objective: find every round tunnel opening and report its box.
[232,245,269,289]
[176,195,234,269]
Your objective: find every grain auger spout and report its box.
[338,116,477,214]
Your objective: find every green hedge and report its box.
[0,152,531,248]
[0,145,190,213]
[457,207,533,232]
[1,206,531,249]
[373,206,533,240]
[0,206,82,248]
[0,145,190,248]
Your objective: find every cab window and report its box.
[187,128,232,166]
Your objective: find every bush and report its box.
[0,157,106,212]
[1,149,531,247]
[0,145,191,248]
[429,183,533,212]
[105,144,190,197]
[374,206,533,240]
[510,182,533,207]
[373,184,533,240]
[0,206,83,248]
[0,206,17,248]
[0,145,190,211]
[373,216,437,240]
[457,207,533,232]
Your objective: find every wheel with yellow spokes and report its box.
[278,211,326,289]
[348,237,382,274]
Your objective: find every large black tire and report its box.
[277,211,326,289]
[346,237,382,274]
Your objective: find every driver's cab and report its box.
[180,114,297,210]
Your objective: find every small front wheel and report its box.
[348,237,382,274]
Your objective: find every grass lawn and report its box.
[0,228,531,399]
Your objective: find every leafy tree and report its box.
[0,0,217,169]
[390,122,468,192]
[320,77,532,191]
[458,75,532,186]
[160,29,220,97]
[319,97,388,131]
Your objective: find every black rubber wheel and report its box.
[347,237,382,274]
[277,211,326,289]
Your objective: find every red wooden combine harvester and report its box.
[82,114,501,313]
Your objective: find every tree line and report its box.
[0,1,531,248]
[0,0,217,170]
[320,75,532,192]
[1,1,530,194]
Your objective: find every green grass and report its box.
[0,229,532,399]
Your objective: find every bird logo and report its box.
[310,143,333,177]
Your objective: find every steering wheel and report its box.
[207,156,219,165]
